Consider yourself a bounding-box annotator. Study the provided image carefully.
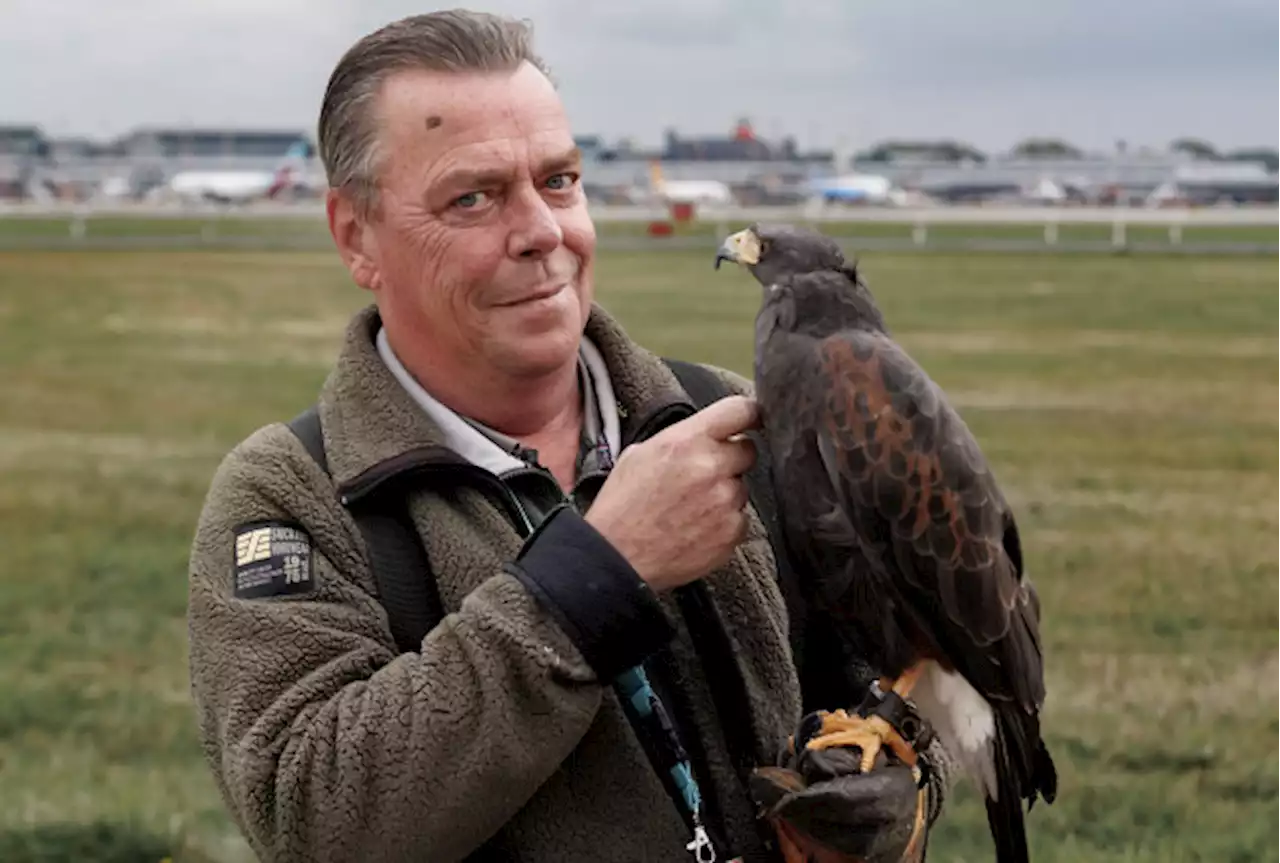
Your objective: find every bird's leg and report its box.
[805,663,926,773]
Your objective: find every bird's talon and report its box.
[804,712,916,772]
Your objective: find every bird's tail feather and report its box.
[985,714,1030,863]
[1030,737,1058,809]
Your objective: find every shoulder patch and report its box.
[233,520,315,599]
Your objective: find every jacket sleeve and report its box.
[186,425,673,863]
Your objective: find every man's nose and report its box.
[506,189,564,260]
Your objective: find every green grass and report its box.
[0,246,1276,862]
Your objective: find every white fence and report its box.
[0,201,1274,255]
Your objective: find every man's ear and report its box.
[327,188,381,292]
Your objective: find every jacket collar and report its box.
[317,303,695,498]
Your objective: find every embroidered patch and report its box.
[232,520,314,599]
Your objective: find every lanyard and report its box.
[613,665,717,863]
[595,407,733,862]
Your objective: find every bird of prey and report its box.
[715,224,1057,863]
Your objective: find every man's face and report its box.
[335,61,596,381]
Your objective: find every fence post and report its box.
[1111,217,1126,249]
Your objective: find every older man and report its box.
[187,10,949,863]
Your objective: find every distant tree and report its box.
[1169,138,1219,160]
[1009,138,1083,159]
[938,140,988,163]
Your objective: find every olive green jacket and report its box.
[187,303,808,862]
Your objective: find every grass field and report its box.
[0,242,1276,862]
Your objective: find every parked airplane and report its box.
[157,140,313,204]
[641,160,735,206]
[1147,163,1279,206]
[808,172,901,205]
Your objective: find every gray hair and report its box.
[318,9,552,218]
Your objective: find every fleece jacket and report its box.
[186,302,952,863]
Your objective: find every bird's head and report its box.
[715,222,886,335]
[714,223,850,287]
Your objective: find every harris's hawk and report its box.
[715,224,1057,863]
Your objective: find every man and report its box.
[187,10,951,863]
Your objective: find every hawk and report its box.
[716,223,1057,863]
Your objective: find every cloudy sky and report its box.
[3,0,1276,154]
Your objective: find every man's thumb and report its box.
[695,395,761,440]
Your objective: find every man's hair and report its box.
[318,9,552,217]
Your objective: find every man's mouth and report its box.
[499,283,566,307]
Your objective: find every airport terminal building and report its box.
[1,121,1275,207]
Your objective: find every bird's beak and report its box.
[715,228,761,270]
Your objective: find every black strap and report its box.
[351,502,445,654]
[661,361,805,665]
[286,405,443,654]
[288,404,329,474]
[660,360,797,615]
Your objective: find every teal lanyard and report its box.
[594,414,717,861]
[613,665,717,863]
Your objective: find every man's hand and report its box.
[586,395,760,592]
[751,711,933,863]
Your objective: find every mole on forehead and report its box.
[425,115,443,130]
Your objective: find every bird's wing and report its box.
[767,322,1044,715]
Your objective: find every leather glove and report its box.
[749,710,934,863]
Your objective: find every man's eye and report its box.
[546,173,578,191]
[454,191,487,209]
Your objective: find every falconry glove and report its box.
[750,706,944,863]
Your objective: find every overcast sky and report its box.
[3,0,1276,154]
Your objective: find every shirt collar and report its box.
[375,325,622,479]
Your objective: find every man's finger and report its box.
[718,437,758,477]
[694,395,761,440]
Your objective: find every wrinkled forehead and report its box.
[375,63,573,181]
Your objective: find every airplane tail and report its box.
[267,139,310,199]
[648,160,666,196]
